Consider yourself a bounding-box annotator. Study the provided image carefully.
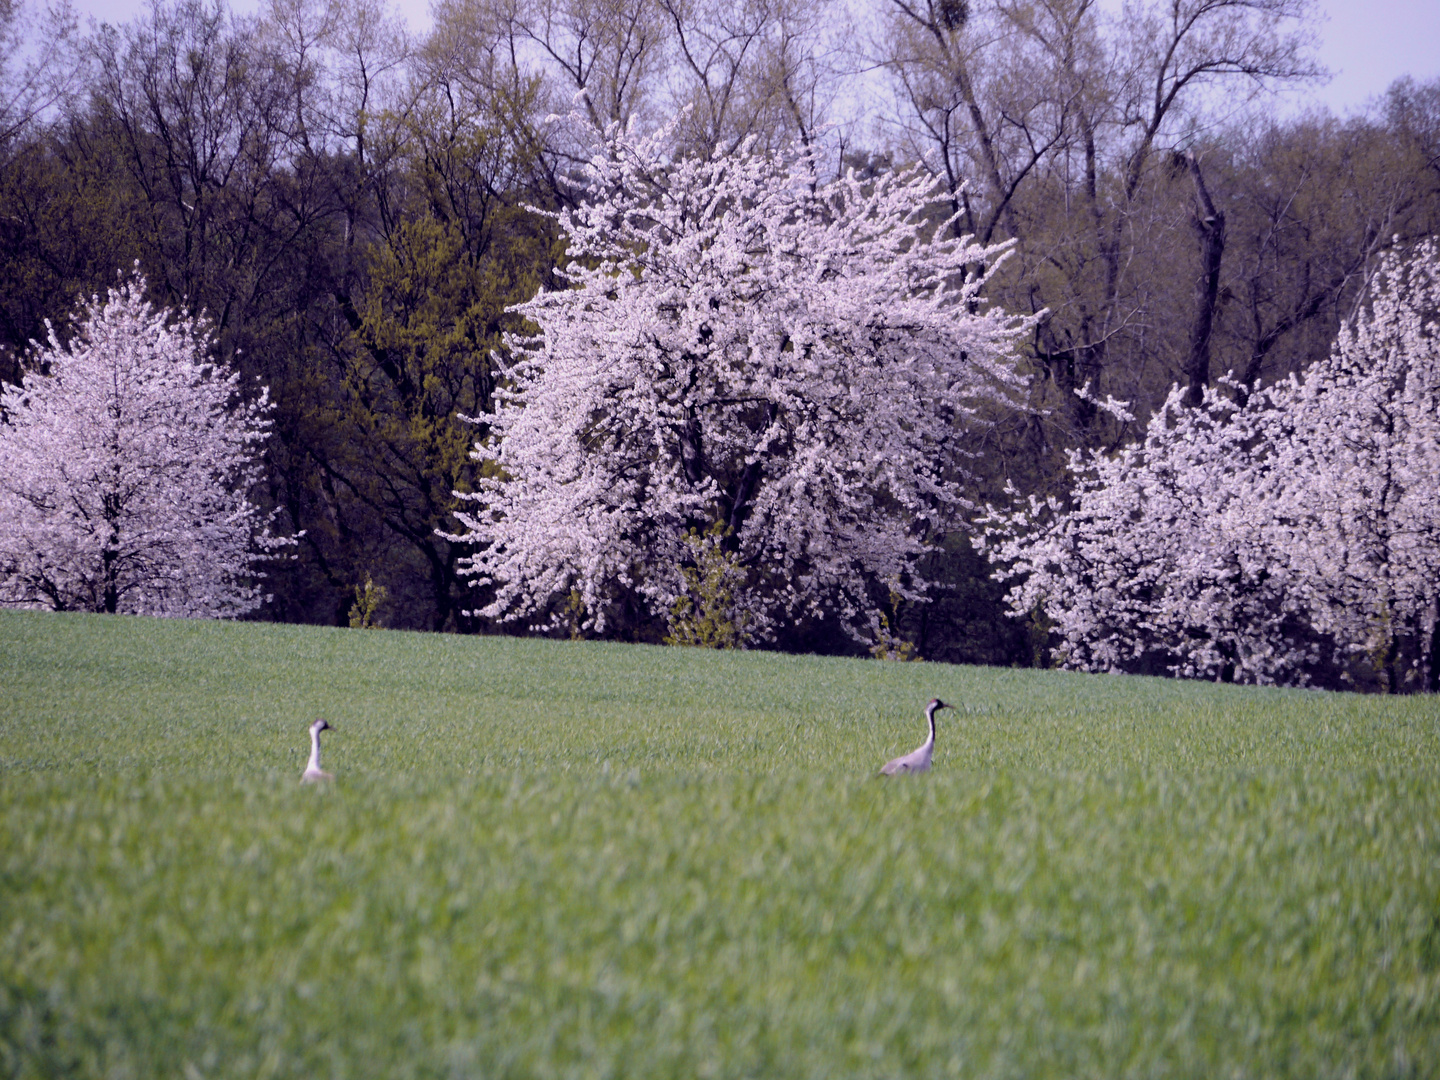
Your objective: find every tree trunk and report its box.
[726,402,778,538]
[1428,598,1440,693]
[101,508,121,614]
[1183,152,1226,408]
[1384,628,1402,695]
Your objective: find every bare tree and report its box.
[0,0,84,148]
[430,0,849,192]
[1181,150,1224,406]
[91,0,301,336]
[870,0,1322,442]
[659,0,844,158]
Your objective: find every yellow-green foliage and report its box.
[349,214,512,499]
[347,575,388,629]
[2,611,1439,1079]
[665,524,753,649]
[870,590,921,661]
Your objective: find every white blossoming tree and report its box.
[450,119,1032,644]
[0,272,290,617]
[1255,241,1440,690]
[984,241,1440,690]
[980,384,1313,684]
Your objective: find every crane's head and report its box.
[311,719,332,735]
[927,698,953,715]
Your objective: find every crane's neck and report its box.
[923,707,937,751]
[307,728,323,774]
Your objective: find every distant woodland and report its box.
[1,0,1436,666]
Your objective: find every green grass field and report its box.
[2,610,1438,1079]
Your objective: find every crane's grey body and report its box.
[880,699,952,775]
[301,719,334,783]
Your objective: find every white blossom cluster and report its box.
[450,118,1032,641]
[984,242,1440,689]
[0,273,290,617]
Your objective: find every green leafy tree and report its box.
[329,209,551,630]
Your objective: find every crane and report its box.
[879,698,952,775]
[301,719,334,783]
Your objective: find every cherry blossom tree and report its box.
[450,117,1033,644]
[980,383,1313,684]
[0,271,290,617]
[984,241,1440,691]
[1255,240,1440,691]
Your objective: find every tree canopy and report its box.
[0,271,288,616]
[450,119,1032,645]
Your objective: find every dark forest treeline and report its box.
[0,0,1436,661]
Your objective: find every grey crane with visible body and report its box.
[301,719,334,783]
[879,698,952,775]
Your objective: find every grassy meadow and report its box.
[2,609,1439,1078]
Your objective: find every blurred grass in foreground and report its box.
[2,611,1438,1078]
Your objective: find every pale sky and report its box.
[65,0,1440,117]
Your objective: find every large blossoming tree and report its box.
[0,272,289,617]
[450,120,1032,644]
[980,383,1312,684]
[1258,241,1440,690]
[984,241,1440,691]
